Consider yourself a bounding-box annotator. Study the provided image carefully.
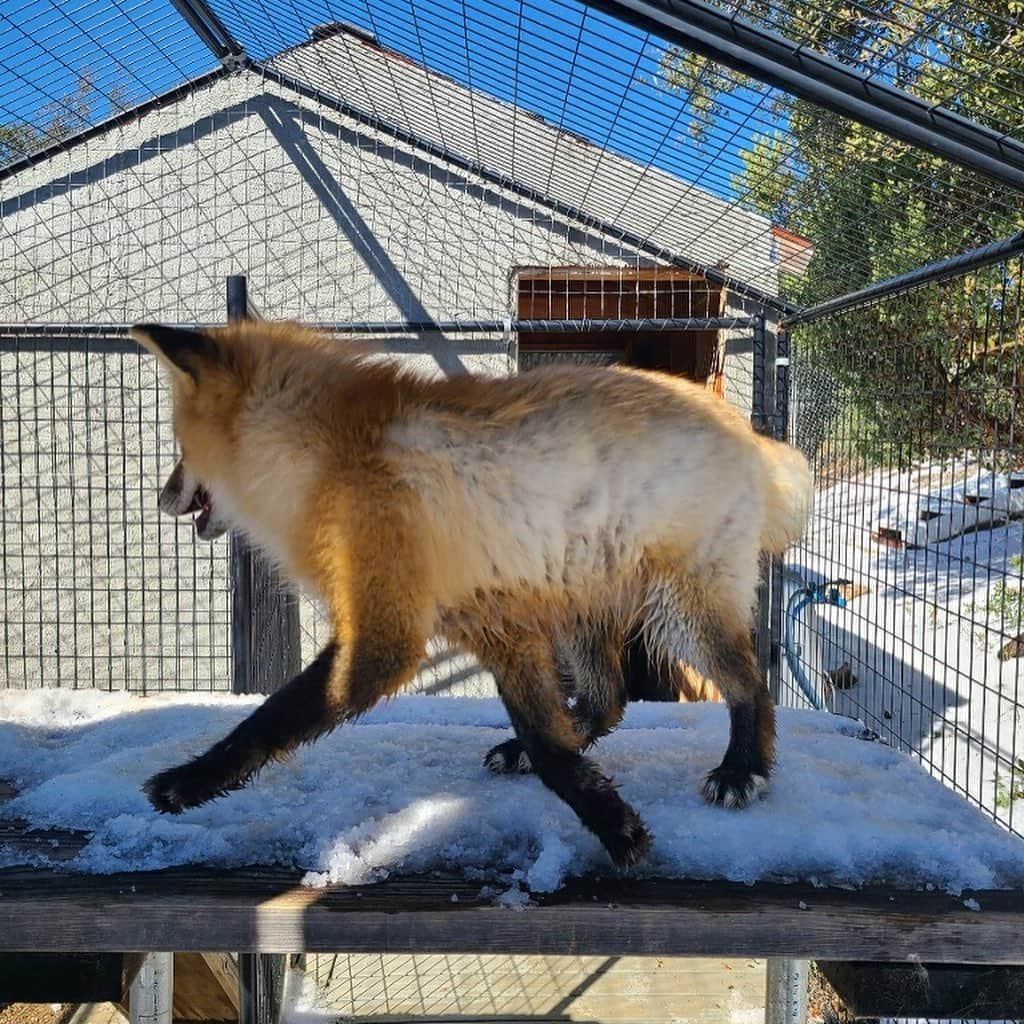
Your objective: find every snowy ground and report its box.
[2,688,1024,897]
[785,456,1024,835]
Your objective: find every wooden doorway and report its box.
[516,266,725,389]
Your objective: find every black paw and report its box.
[483,738,533,775]
[601,807,653,870]
[701,764,768,809]
[143,758,240,814]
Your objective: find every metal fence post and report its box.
[767,327,791,704]
[765,958,809,1024]
[226,275,302,694]
[751,312,774,693]
[226,276,293,1024]
[129,953,173,1024]
[227,275,255,696]
[238,951,288,1024]
[762,328,808,1023]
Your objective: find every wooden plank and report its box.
[1,867,1023,963]
[0,819,92,862]
[0,780,92,863]
[199,953,240,1012]
[171,953,238,1021]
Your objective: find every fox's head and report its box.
[134,321,376,558]
[131,323,250,541]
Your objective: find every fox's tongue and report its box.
[185,489,204,515]
[195,501,212,532]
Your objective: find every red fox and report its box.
[132,321,812,869]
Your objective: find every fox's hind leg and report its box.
[484,626,628,776]
[474,628,649,869]
[641,572,775,809]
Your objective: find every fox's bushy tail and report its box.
[757,436,813,554]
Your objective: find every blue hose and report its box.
[780,569,850,711]
[784,586,827,710]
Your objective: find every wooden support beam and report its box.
[170,954,239,1021]
[1,868,1023,963]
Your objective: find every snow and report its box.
[2,687,1024,896]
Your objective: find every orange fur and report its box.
[133,319,812,864]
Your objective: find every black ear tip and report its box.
[129,324,212,377]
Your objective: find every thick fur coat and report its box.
[133,321,812,868]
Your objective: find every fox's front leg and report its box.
[145,501,432,814]
[144,622,426,814]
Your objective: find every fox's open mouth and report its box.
[183,483,227,540]
[159,460,228,540]
[184,485,215,534]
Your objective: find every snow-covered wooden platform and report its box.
[3,691,1024,962]
[6,692,1024,890]
[2,863,1024,961]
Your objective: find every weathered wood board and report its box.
[1,863,1022,963]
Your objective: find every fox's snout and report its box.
[158,459,228,541]
[159,459,199,516]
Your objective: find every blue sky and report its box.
[0,0,212,131]
[0,0,775,202]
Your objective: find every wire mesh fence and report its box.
[3,12,1024,1024]
[0,327,233,691]
[780,253,1024,835]
[4,0,1021,313]
[0,302,758,697]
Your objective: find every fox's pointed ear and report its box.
[131,324,215,382]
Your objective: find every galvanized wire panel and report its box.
[1,64,722,328]
[0,0,1020,767]
[783,254,1024,835]
[202,0,1021,303]
[0,329,232,691]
